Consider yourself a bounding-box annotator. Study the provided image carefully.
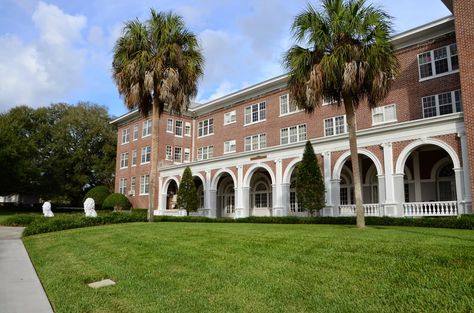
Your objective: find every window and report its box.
[372,104,397,125]
[121,128,130,144]
[280,124,306,145]
[166,118,173,133]
[280,94,299,115]
[142,119,152,137]
[198,118,214,137]
[120,152,129,168]
[119,178,127,195]
[245,133,266,151]
[133,125,139,141]
[166,145,172,160]
[174,147,182,163]
[131,150,137,166]
[224,111,236,125]
[245,102,266,125]
[140,175,150,195]
[418,43,458,80]
[184,148,190,162]
[324,115,346,136]
[422,90,462,118]
[185,122,191,136]
[175,120,183,136]
[141,146,151,164]
[197,146,214,160]
[130,176,136,196]
[224,140,236,154]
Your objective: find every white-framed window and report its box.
[165,145,172,160]
[245,101,266,125]
[119,177,127,195]
[224,140,236,154]
[198,118,214,137]
[166,118,173,133]
[280,124,307,145]
[121,128,130,144]
[131,150,137,166]
[120,152,129,168]
[372,104,397,125]
[324,115,347,136]
[224,111,236,125]
[130,176,136,196]
[418,43,458,80]
[279,94,299,115]
[197,146,214,160]
[185,122,191,136]
[174,147,182,163]
[184,148,190,162]
[140,175,150,195]
[245,133,266,151]
[175,120,183,137]
[142,119,152,137]
[133,125,139,141]
[141,146,151,164]
[422,90,462,118]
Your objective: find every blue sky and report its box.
[0,0,451,117]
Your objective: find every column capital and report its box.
[380,142,392,148]
[321,151,331,157]
[274,158,282,164]
[236,164,243,169]
[457,131,466,138]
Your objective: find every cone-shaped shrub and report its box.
[83,185,111,210]
[176,167,199,216]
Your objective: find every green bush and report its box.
[23,212,147,236]
[83,186,111,210]
[2,214,38,226]
[102,193,132,211]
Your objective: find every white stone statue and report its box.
[42,201,54,217]
[84,198,97,217]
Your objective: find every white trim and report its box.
[430,156,452,180]
[211,168,237,190]
[332,149,383,180]
[162,176,180,195]
[395,138,461,174]
[282,158,302,185]
[192,173,206,187]
[243,163,276,188]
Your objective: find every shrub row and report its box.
[22,212,147,236]
[2,214,38,226]
[153,215,474,230]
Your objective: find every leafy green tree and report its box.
[84,185,112,210]
[112,10,203,221]
[176,167,198,216]
[284,0,399,227]
[296,141,325,217]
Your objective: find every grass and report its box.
[24,223,474,313]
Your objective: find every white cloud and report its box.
[0,1,87,111]
[197,80,235,103]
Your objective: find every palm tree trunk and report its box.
[148,104,159,222]
[343,97,365,228]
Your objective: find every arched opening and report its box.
[249,168,273,216]
[216,172,235,218]
[166,180,178,210]
[289,164,303,215]
[193,176,205,210]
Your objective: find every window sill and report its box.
[224,121,237,126]
[142,134,152,138]
[244,119,266,127]
[419,69,459,82]
[141,162,150,165]
[279,110,302,117]
[372,119,398,127]
[198,133,214,139]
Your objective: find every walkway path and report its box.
[0,226,54,313]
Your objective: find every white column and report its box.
[377,175,386,216]
[330,179,340,216]
[281,183,290,216]
[204,170,215,218]
[382,142,402,216]
[235,165,248,218]
[273,159,285,216]
[412,151,422,202]
[458,132,472,213]
[156,177,166,215]
[322,151,335,216]
[454,167,465,216]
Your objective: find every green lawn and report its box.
[24,223,474,313]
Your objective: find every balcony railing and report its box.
[339,204,380,216]
[403,201,458,217]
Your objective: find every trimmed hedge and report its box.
[23,212,147,236]
[2,215,38,226]
[103,193,132,211]
[153,215,474,230]
[83,186,111,210]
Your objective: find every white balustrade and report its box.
[403,201,458,217]
[338,204,380,216]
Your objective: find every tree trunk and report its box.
[343,97,365,228]
[148,104,159,222]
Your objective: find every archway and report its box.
[248,168,273,216]
[165,180,178,210]
[193,176,205,210]
[215,172,235,218]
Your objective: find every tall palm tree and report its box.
[284,0,399,228]
[112,10,203,221]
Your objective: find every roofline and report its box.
[110,108,138,125]
[391,15,454,42]
[441,0,453,12]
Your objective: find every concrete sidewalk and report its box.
[0,226,54,313]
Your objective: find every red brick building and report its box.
[111,1,473,218]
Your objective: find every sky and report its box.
[0,0,452,117]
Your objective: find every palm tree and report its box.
[284,0,399,228]
[112,10,203,221]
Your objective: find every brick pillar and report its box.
[452,0,474,213]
